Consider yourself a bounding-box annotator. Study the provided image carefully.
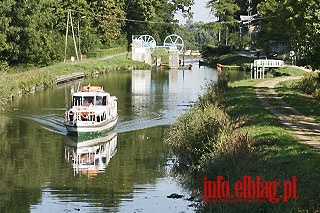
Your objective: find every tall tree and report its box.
[123,0,194,43]
[208,0,239,23]
[234,0,261,18]
[91,0,126,47]
[0,0,15,64]
[0,0,195,66]
[3,0,66,65]
[207,0,240,45]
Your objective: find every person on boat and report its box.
[83,97,94,106]
[96,96,103,105]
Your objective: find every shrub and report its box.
[165,77,251,172]
[202,45,233,60]
[197,76,229,109]
[241,62,251,72]
[294,72,320,99]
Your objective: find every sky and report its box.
[175,0,215,25]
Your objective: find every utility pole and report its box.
[78,16,86,60]
[247,0,252,41]
[226,27,228,45]
[64,10,70,63]
[64,9,79,62]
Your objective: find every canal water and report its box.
[0,61,244,212]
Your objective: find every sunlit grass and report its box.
[218,54,252,66]
[166,71,320,212]
[276,79,320,123]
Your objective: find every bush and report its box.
[0,61,9,72]
[165,77,251,172]
[202,45,233,60]
[197,76,229,109]
[294,72,320,99]
[241,62,251,72]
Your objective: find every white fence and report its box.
[251,59,285,79]
[254,59,284,68]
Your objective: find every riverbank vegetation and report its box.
[0,54,150,106]
[165,68,320,212]
[276,72,320,123]
[293,72,320,100]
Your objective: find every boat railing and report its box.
[67,98,116,123]
[69,106,113,122]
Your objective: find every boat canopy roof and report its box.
[81,85,104,92]
[72,91,110,97]
[70,85,116,107]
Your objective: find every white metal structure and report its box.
[254,59,284,68]
[251,59,285,79]
[163,34,184,53]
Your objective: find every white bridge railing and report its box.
[251,59,285,79]
[254,59,284,68]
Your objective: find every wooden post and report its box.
[64,9,79,62]
[78,20,81,59]
[69,10,79,61]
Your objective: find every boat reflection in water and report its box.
[64,132,117,178]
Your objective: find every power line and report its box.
[69,9,180,25]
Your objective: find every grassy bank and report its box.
[0,53,150,105]
[216,54,253,71]
[165,68,320,212]
[218,54,253,66]
[276,72,320,123]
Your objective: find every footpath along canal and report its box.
[0,61,225,212]
[255,75,320,151]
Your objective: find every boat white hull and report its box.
[65,116,118,136]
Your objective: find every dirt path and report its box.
[255,76,320,151]
[99,52,128,60]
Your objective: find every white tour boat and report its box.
[64,85,118,136]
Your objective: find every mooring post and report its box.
[254,66,257,79]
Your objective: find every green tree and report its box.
[258,0,320,68]
[91,0,126,47]
[207,0,240,45]
[2,0,66,65]
[234,0,262,19]
[208,0,239,23]
[0,0,195,67]
[123,0,194,44]
[0,0,15,63]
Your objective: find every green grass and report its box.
[218,54,253,66]
[270,66,307,77]
[89,46,127,58]
[197,78,320,212]
[166,70,320,212]
[276,79,320,123]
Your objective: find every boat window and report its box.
[96,96,103,105]
[83,97,94,106]
[102,96,107,105]
[72,96,82,106]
